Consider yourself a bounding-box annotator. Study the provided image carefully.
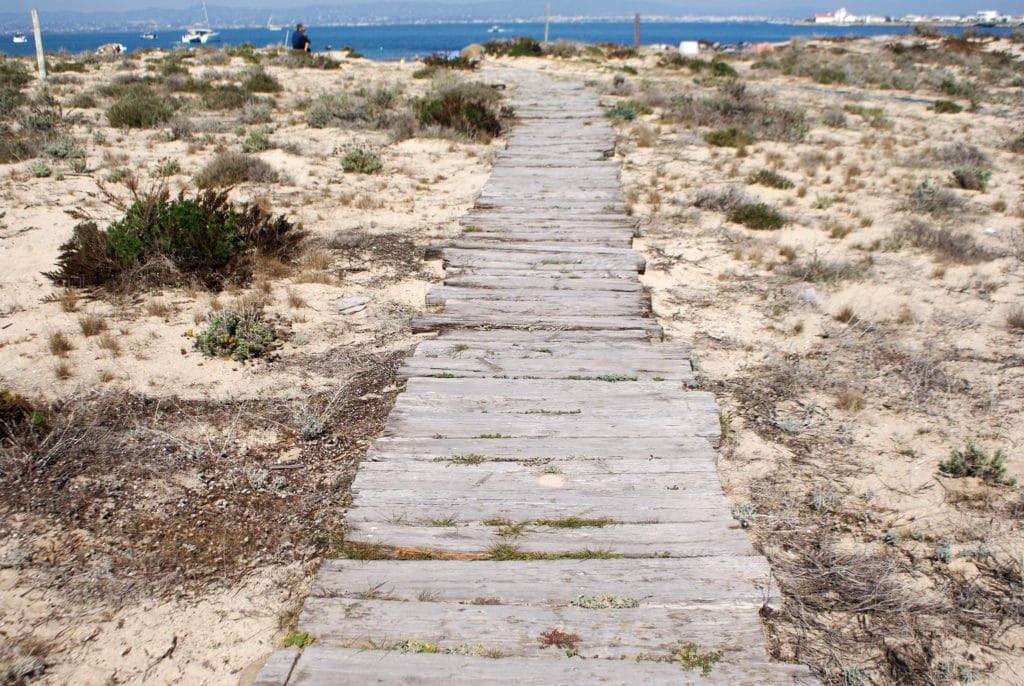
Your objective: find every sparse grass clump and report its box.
[193,306,276,361]
[704,127,754,148]
[194,151,280,188]
[340,148,383,174]
[419,54,477,71]
[903,179,966,217]
[890,218,995,264]
[241,129,271,153]
[1006,306,1024,332]
[106,85,176,128]
[940,441,1015,486]
[670,82,807,143]
[746,168,794,189]
[201,84,249,111]
[675,642,724,675]
[604,101,651,121]
[45,188,305,291]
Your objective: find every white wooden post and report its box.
[32,9,46,81]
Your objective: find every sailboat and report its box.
[267,16,281,31]
[181,0,220,44]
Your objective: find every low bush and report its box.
[727,202,785,230]
[415,81,503,140]
[45,188,305,291]
[1009,133,1024,154]
[106,85,176,128]
[202,84,249,110]
[787,254,870,284]
[194,151,280,188]
[670,82,807,143]
[242,68,282,93]
[49,61,86,74]
[692,185,751,212]
[940,441,1015,486]
[305,88,401,130]
[484,37,543,57]
[902,179,966,217]
[0,388,47,435]
[604,101,651,121]
[340,148,383,174]
[239,101,273,124]
[241,129,272,153]
[933,99,963,114]
[747,168,795,189]
[193,307,276,361]
[420,54,477,71]
[705,127,754,148]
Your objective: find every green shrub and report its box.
[412,66,438,80]
[727,202,785,230]
[340,148,383,174]
[239,101,273,124]
[933,99,963,114]
[0,59,33,90]
[903,179,966,216]
[106,85,176,128]
[710,60,738,78]
[305,88,401,130]
[194,307,276,361]
[420,54,477,71]
[194,151,280,188]
[415,82,503,139]
[241,129,271,153]
[604,101,651,121]
[225,43,261,64]
[889,218,996,264]
[940,441,1015,486]
[746,168,794,189]
[202,84,249,110]
[1010,133,1024,154]
[45,188,305,291]
[49,61,86,74]
[1,388,47,436]
[242,69,282,93]
[29,160,52,178]
[484,37,543,57]
[670,82,807,143]
[951,167,991,191]
[70,91,98,109]
[705,127,754,148]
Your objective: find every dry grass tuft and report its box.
[144,298,173,318]
[54,288,80,313]
[47,331,74,357]
[835,305,857,323]
[77,313,107,337]
[96,332,121,356]
[287,289,307,308]
[835,389,866,412]
[1006,305,1024,332]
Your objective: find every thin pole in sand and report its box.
[634,13,640,49]
[31,9,46,81]
[544,1,551,44]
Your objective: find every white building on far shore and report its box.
[814,7,885,24]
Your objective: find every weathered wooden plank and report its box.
[312,558,773,607]
[400,377,715,403]
[430,299,649,318]
[441,249,644,272]
[285,647,812,686]
[439,241,639,257]
[359,456,717,476]
[398,357,691,382]
[425,287,648,306]
[253,650,299,686]
[443,273,643,292]
[365,435,717,462]
[413,338,690,359]
[343,521,754,558]
[411,314,663,338]
[296,598,774,663]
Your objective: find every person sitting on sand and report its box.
[292,24,311,52]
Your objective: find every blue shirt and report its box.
[292,30,309,51]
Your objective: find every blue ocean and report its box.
[1,21,1013,61]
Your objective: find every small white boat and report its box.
[181,0,220,44]
[140,31,157,40]
[267,16,281,31]
[487,25,504,33]
[12,32,28,43]
[181,28,219,44]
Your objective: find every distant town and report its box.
[810,7,1023,25]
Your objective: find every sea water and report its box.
[0,21,1012,60]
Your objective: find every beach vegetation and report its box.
[933,99,962,114]
[747,168,794,189]
[45,187,305,292]
[604,100,651,120]
[889,219,995,264]
[420,54,477,71]
[340,148,383,174]
[670,82,807,143]
[304,88,402,130]
[902,179,966,217]
[193,306,277,361]
[1005,306,1024,332]
[484,37,543,57]
[787,253,870,284]
[415,80,503,140]
[940,441,1015,486]
[106,84,176,128]
[194,151,281,188]
[727,202,786,230]
[241,68,282,93]
[201,84,249,110]
[705,127,754,148]
[241,128,272,153]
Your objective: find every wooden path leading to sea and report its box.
[256,68,812,685]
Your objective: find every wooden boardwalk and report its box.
[256,68,813,685]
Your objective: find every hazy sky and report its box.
[2,1,1010,18]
